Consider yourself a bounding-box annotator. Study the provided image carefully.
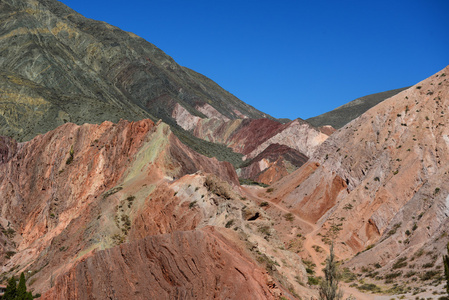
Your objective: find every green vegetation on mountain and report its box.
[307,87,409,129]
[0,0,270,164]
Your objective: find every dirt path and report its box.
[241,185,314,230]
[241,185,327,273]
[241,185,375,300]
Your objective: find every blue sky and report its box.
[59,0,448,120]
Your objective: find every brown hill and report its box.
[265,66,449,293]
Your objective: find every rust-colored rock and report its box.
[41,227,276,300]
[0,119,241,294]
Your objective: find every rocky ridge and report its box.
[41,227,276,300]
[266,66,449,293]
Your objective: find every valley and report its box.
[0,0,448,299]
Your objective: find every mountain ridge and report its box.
[307,86,410,129]
[0,0,270,157]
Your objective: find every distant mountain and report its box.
[306,87,409,129]
[0,0,269,153]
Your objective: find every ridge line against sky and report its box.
[58,0,449,120]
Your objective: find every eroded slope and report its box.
[265,66,449,293]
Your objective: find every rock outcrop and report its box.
[238,144,309,185]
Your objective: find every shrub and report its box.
[420,270,440,281]
[284,213,294,222]
[308,276,320,285]
[343,203,353,210]
[102,186,123,199]
[66,145,74,165]
[392,257,408,269]
[405,271,417,278]
[357,283,381,293]
[225,220,234,228]
[258,226,271,236]
[386,223,402,237]
[238,178,268,187]
[341,267,357,283]
[306,267,315,274]
[423,262,435,268]
[385,271,402,282]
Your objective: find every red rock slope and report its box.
[0,120,235,291]
[41,227,275,300]
[0,118,305,299]
[238,143,309,185]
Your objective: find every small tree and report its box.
[3,272,33,300]
[319,243,343,300]
[17,272,27,298]
[444,242,449,296]
[2,276,17,300]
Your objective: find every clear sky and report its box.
[58,0,448,120]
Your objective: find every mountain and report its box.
[307,87,409,129]
[1,0,448,299]
[42,227,278,299]
[0,0,271,165]
[172,111,329,183]
[0,118,319,299]
[0,0,333,178]
[267,66,449,294]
